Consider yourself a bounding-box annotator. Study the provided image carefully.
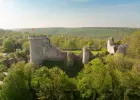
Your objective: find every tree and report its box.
[33,67,76,100]
[24,63,36,100]
[66,40,77,49]
[0,65,7,81]
[2,39,15,53]
[99,40,106,46]
[105,54,140,100]
[0,62,33,100]
[123,30,140,59]
[118,67,140,100]
[88,41,94,48]
[22,41,30,54]
[77,58,112,100]
[106,54,133,72]
[15,50,26,59]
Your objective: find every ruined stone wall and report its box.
[107,37,127,55]
[43,44,66,61]
[29,36,46,66]
[107,37,116,54]
[82,47,90,65]
[116,44,127,55]
[28,36,67,66]
[29,36,97,66]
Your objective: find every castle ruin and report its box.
[28,36,95,66]
[28,36,127,67]
[107,37,127,55]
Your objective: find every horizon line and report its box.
[1,26,140,30]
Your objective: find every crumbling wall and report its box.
[107,37,127,55]
[82,47,90,65]
[29,36,97,66]
[116,44,127,55]
[43,44,66,61]
[29,36,67,66]
[107,37,116,54]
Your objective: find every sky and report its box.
[0,0,140,29]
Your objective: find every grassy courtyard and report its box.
[63,50,101,55]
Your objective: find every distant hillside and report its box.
[14,27,139,39]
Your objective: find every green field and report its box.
[63,50,101,55]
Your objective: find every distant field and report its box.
[14,27,139,39]
[63,50,101,55]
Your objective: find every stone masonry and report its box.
[107,37,127,55]
[28,36,95,66]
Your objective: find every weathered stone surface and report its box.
[3,72,8,76]
[107,37,128,55]
[78,52,83,59]
[28,36,97,66]
[29,36,67,66]
[107,37,116,54]
[82,47,90,65]
[67,52,75,67]
[116,44,127,55]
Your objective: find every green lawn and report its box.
[63,50,101,55]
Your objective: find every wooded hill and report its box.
[14,27,139,39]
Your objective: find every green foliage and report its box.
[123,30,140,59]
[0,62,33,100]
[0,65,7,81]
[119,67,140,100]
[88,41,94,48]
[106,54,133,72]
[77,58,112,99]
[0,53,140,100]
[63,40,77,49]
[41,60,83,77]
[15,50,26,59]
[115,40,121,45]
[76,54,140,100]
[99,48,108,56]
[99,40,106,46]
[2,39,15,53]
[33,67,76,100]
[22,41,29,54]
[8,53,15,59]
[105,54,140,100]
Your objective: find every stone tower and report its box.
[28,36,50,66]
[28,36,66,66]
[82,46,90,65]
